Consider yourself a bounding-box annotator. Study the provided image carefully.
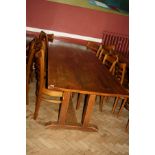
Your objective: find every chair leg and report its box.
[58,103,61,120]
[76,94,83,110]
[99,96,106,112]
[33,96,41,120]
[84,95,88,104]
[105,96,109,103]
[112,97,120,114]
[117,97,127,117]
[126,119,129,130]
[99,96,103,112]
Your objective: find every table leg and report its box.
[117,97,128,117]
[58,91,71,124]
[81,94,97,129]
[46,93,98,132]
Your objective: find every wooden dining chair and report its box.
[102,45,115,54]
[96,45,116,63]
[86,41,115,54]
[33,41,63,120]
[102,54,119,73]
[96,45,103,58]
[111,62,128,114]
[86,41,100,52]
[113,62,127,85]
[113,96,129,132]
[96,46,110,62]
[112,95,129,116]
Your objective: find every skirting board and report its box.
[26,27,102,43]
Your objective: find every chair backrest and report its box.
[39,31,49,54]
[113,62,126,85]
[35,48,45,94]
[103,45,115,54]
[102,54,118,73]
[47,34,54,42]
[96,45,102,58]
[39,31,49,83]
[86,41,100,52]
[96,45,116,61]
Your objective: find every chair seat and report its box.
[40,95,62,104]
[41,88,63,98]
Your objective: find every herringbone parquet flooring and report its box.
[27,81,129,155]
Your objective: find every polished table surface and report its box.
[48,40,128,97]
[47,40,128,131]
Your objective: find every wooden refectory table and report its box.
[47,40,128,131]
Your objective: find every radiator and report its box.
[102,31,129,58]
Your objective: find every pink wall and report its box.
[26,0,129,39]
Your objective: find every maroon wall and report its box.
[26,0,129,39]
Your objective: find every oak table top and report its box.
[48,40,128,97]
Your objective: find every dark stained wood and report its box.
[46,40,128,132]
[48,40,128,98]
[58,92,71,125]
[81,94,96,127]
[46,122,98,132]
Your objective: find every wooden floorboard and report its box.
[27,80,129,155]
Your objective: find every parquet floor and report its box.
[27,81,129,155]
